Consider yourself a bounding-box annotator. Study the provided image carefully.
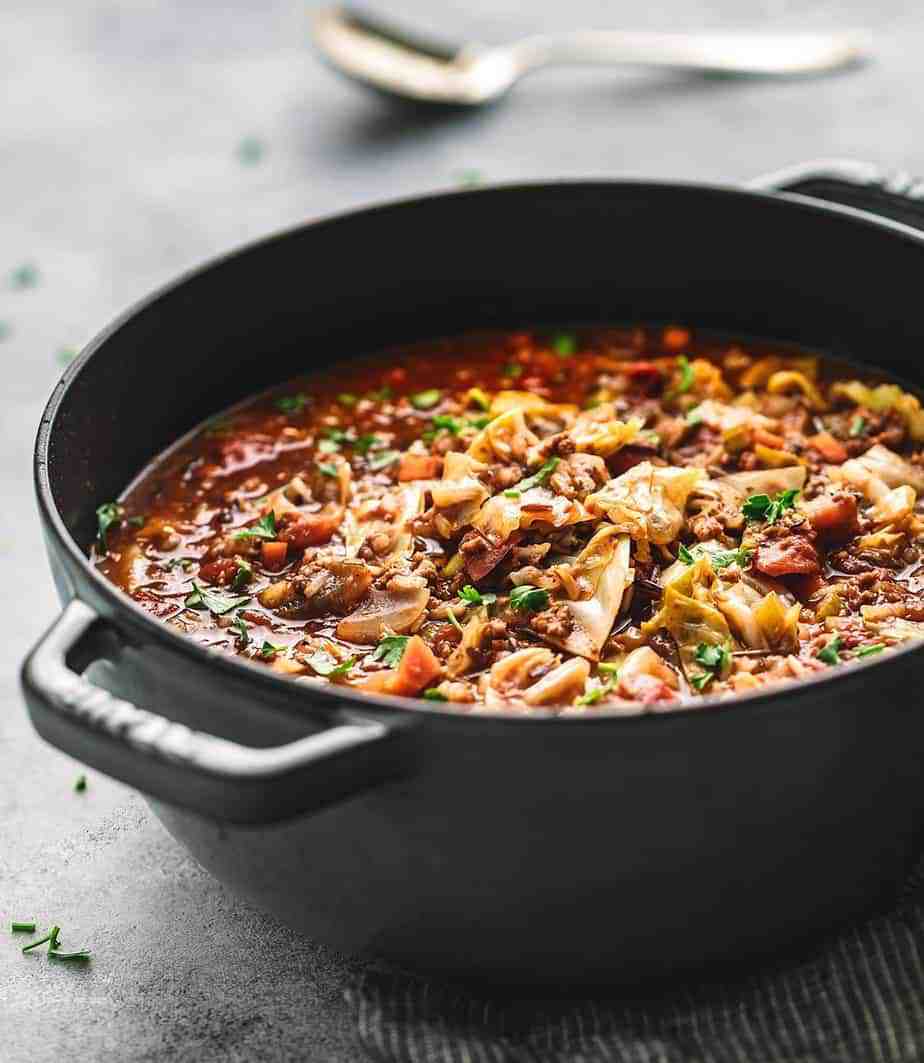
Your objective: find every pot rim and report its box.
[34,175,924,727]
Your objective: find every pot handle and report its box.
[21,600,407,825]
[748,158,924,232]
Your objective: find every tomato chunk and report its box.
[261,540,288,571]
[620,673,679,705]
[803,492,859,539]
[360,637,442,698]
[278,509,339,549]
[754,536,821,576]
[807,432,848,464]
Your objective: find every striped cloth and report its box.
[346,868,924,1062]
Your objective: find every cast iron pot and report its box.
[21,160,924,986]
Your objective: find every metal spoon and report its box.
[312,6,869,107]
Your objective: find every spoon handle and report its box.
[507,29,869,77]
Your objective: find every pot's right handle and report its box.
[747,158,924,231]
[21,600,409,825]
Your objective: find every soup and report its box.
[93,326,924,713]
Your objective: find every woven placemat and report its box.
[346,866,924,1063]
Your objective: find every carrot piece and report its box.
[807,432,848,464]
[386,636,442,697]
[753,427,786,450]
[398,453,442,481]
[260,540,288,571]
[663,327,690,350]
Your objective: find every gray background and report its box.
[0,0,918,1059]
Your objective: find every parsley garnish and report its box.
[324,427,350,444]
[232,614,249,647]
[742,488,799,524]
[22,928,58,953]
[318,462,339,477]
[423,688,448,701]
[598,662,620,676]
[459,585,497,607]
[306,650,356,677]
[680,543,751,569]
[509,585,550,613]
[468,415,492,429]
[74,774,87,793]
[338,392,358,407]
[502,363,523,379]
[676,355,694,393]
[857,643,884,658]
[259,641,286,658]
[432,414,465,435]
[234,512,277,540]
[49,949,91,962]
[552,333,577,357]
[95,502,123,549]
[275,393,309,414]
[368,450,399,471]
[691,642,730,692]
[678,543,695,564]
[184,581,250,615]
[11,922,36,933]
[366,385,393,402]
[354,433,382,455]
[231,559,252,590]
[817,637,843,665]
[318,439,340,454]
[371,635,410,667]
[410,389,441,409]
[504,457,559,498]
[690,673,714,692]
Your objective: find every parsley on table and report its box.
[368,450,399,471]
[857,643,884,658]
[275,393,309,414]
[371,635,410,667]
[233,512,277,540]
[410,389,441,410]
[503,457,559,498]
[459,585,497,607]
[552,333,577,357]
[10,262,39,289]
[95,502,123,549]
[509,585,550,613]
[74,774,87,793]
[236,135,265,165]
[184,581,251,615]
[742,488,799,524]
[817,637,843,665]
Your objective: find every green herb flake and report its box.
[231,559,253,590]
[276,393,309,414]
[857,643,885,658]
[515,457,560,494]
[432,414,465,435]
[468,415,492,429]
[423,688,448,701]
[502,363,523,380]
[552,333,577,358]
[306,650,356,678]
[468,388,490,411]
[0,321,11,341]
[690,672,714,692]
[236,135,266,165]
[338,392,358,407]
[233,512,277,540]
[509,585,550,613]
[454,169,482,187]
[850,416,867,438]
[22,931,54,954]
[324,427,350,444]
[366,385,393,402]
[597,662,620,676]
[318,462,339,477]
[317,439,340,455]
[694,643,730,672]
[678,544,695,565]
[259,641,286,659]
[48,949,91,962]
[232,614,250,647]
[95,502,123,549]
[742,488,799,524]
[184,581,251,616]
[368,449,399,472]
[503,489,521,499]
[575,679,615,707]
[354,433,382,455]
[711,547,752,570]
[371,635,410,668]
[676,355,694,393]
[817,637,843,666]
[410,388,442,410]
[11,921,36,933]
[459,585,497,607]
[74,774,87,793]
[10,263,39,289]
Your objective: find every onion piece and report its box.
[335,584,429,644]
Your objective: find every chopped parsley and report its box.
[236,135,265,165]
[232,614,250,647]
[575,680,615,706]
[678,543,695,564]
[366,385,393,402]
[74,774,87,793]
[817,637,843,665]
[423,688,448,701]
[552,333,577,357]
[275,393,309,414]
[371,635,410,667]
[354,433,382,455]
[22,929,56,953]
[231,559,253,590]
[10,262,39,289]
[849,416,867,437]
[675,355,694,393]
[459,585,497,607]
[857,643,885,658]
[502,363,523,379]
[742,488,799,524]
[259,641,286,659]
[598,662,620,676]
[468,415,492,429]
[410,388,441,410]
[504,457,559,498]
[306,650,356,678]
[509,585,550,613]
[184,581,251,616]
[233,512,277,540]
[679,543,751,569]
[432,414,466,435]
[318,462,339,477]
[368,449,399,471]
[691,642,730,691]
[48,949,91,962]
[690,673,714,692]
[11,922,36,933]
[338,392,358,407]
[317,439,340,454]
[324,427,351,445]
[95,502,123,549]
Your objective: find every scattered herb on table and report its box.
[232,614,250,647]
[74,774,87,793]
[11,922,36,933]
[817,637,843,665]
[236,136,266,165]
[259,641,286,659]
[10,263,39,289]
[231,559,252,590]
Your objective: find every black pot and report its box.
[22,160,924,986]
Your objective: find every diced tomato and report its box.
[278,510,340,548]
[398,453,442,481]
[620,673,678,704]
[754,536,821,577]
[803,493,859,539]
[663,327,691,350]
[261,540,288,571]
[608,445,657,476]
[788,573,826,600]
[359,636,442,698]
[807,432,848,464]
[198,558,238,585]
[753,427,786,450]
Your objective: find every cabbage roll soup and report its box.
[94,327,924,714]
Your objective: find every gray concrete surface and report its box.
[1,0,922,1059]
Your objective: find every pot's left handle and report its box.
[21,600,408,825]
